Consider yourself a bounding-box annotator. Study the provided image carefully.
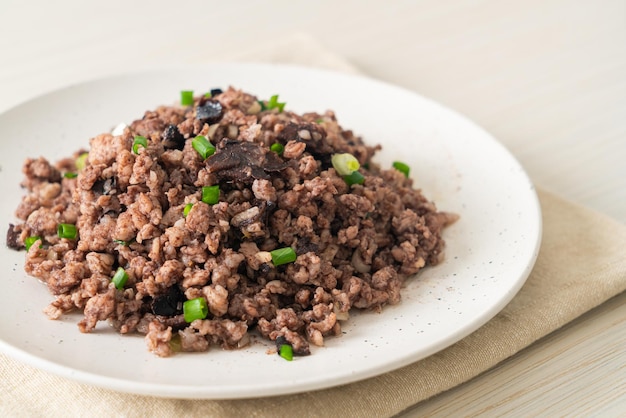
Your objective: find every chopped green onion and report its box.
[181,90,194,106]
[75,153,89,171]
[169,334,182,352]
[270,247,297,266]
[57,223,77,240]
[63,172,78,179]
[392,161,410,178]
[258,100,267,111]
[24,236,42,251]
[201,185,220,205]
[315,118,324,124]
[279,343,294,361]
[270,143,284,155]
[331,153,360,176]
[343,170,365,186]
[183,203,193,217]
[183,297,208,322]
[111,267,129,290]
[265,94,286,112]
[192,135,216,159]
[203,92,212,98]
[132,135,148,154]
[113,238,132,246]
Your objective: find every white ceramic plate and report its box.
[0,64,541,399]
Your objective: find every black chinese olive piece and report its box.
[92,177,117,196]
[6,224,20,250]
[206,140,288,183]
[196,100,223,124]
[275,336,289,352]
[151,286,185,316]
[210,88,223,96]
[277,122,332,165]
[258,263,272,275]
[162,124,185,150]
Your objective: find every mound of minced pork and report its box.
[6,87,457,357]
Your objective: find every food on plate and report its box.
[6,87,457,358]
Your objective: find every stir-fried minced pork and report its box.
[7,87,458,357]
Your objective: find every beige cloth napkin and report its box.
[2,35,625,418]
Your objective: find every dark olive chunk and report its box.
[210,88,223,96]
[92,177,117,196]
[6,224,21,250]
[275,335,289,351]
[196,100,223,124]
[277,122,332,164]
[151,286,185,316]
[162,124,185,150]
[258,263,272,275]
[206,140,288,183]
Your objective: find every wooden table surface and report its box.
[1,0,624,416]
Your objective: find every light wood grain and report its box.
[0,0,624,415]
[401,295,626,417]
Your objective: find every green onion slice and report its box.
[192,135,216,159]
[24,236,42,251]
[270,143,284,155]
[113,238,132,246]
[279,343,294,361]
[265,94,286,112]
[201,185,220,205]
[183,297,209,323]
[331,153,360,176]
[57,223,77,240]
[75,153,89,171]
[169,334,182,352]
[392,161,410,178]
[343,170,365,186]
[270,247,297,266]
[132,136,148,154]
[63,172,78,179]
[203,92,212,98]
[181,90,194,106]
[111,267,129,290]
[183,203,193,217]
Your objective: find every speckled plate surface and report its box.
[0,64,541,399]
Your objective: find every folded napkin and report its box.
[2,35,625,418]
